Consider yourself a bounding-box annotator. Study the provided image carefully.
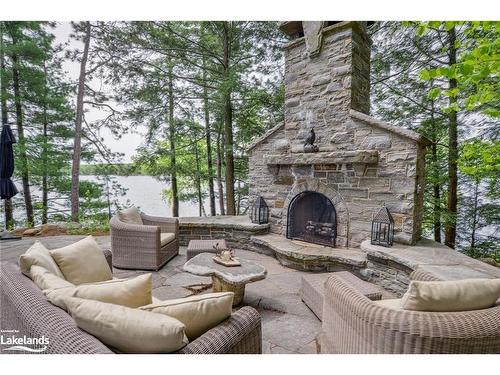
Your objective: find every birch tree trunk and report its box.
[216,122,225,215]
[203,60,216,216]
[70,22,91,222]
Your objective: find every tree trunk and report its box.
[222,22,236,215]
[168,65,179,217]
[41,62,49,224]
[429,97,441,243]
[194,141,203,217]
[216,122,225,215]
[470,180,479,250]
[71,22,91,222]
[10,31,34,226]
[445,26,458,249]
[202,60,216,216]
[0,25,14,228]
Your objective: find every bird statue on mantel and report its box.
[303,128,319,153]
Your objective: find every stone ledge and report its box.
[179,215,269,232]
[251,233,367,272]
[264,150,378,166]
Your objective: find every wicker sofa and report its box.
[320,272,500,354]
[0,251,262,354]
[110,212,179,270]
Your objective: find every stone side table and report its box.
[183,253,267,306]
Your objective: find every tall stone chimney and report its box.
[280,21,372,152]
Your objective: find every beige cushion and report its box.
[30,265,74,291]
[140,292,233,340]
[401,278,500,312]
[66,297,188,353]
[50,236,112,285]
[118,206,143,225]
[19,241,65,279]
[44,274,152,311]
[160,233,175,246]
[373,298,402,310]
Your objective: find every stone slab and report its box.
[179,215,269,231]
[264,150,378,166]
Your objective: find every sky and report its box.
[53,22,143,163]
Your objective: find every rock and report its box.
[480,258,500,268]
[23,228,40,236]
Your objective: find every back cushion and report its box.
[139,292,234,340]
[19,241,65,279]
[118,206,143,225]
[66,297,188,354]
[50,236,112,285]
[402,278,500,312]
[44,274,152,311]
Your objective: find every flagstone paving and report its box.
[1,235,324,354]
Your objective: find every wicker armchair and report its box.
[320,274,500,354]
[110,212,179,271]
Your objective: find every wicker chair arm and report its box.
[176,306,262,354]
[109,215,160,235]
[141,213,179,236]
[322,274,500,353]
[102,249,112,271]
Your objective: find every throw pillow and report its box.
[30,265,74,291]
[50,236,112,285]
[139,292,234,340]
[44,273,152,311]
[401,278,500,312]
[66,297,188,353]
[19,241,65,279]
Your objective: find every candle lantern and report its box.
[251,196,269,224]
[371,205,394,247]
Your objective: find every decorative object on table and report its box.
[183,253,267,306]
[212,244,240,267]
[0,123,21,241]
[250,196,269,224]
[371,204,394,247]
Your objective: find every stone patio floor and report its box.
[1,235,326,354]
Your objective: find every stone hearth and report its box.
[247,21,430,249]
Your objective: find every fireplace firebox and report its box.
[286,191,337,247]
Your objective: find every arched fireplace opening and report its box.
[286,191,337,247]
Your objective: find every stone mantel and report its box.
[264,150,378,166]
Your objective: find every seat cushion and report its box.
[50,236,112,285]
[66,297,188,353]
[401,278,500,312]
[140,292,234,340]
[30,265,74,291]
[19,241,65,279]
[118,206,143,225]
[373,298,402,310]
[160,233,176,246]
[44,273,152,311]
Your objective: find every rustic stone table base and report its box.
[212,275,245,306]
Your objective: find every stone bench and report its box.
[301,271,382,320]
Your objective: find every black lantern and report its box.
[251,196,269,224]
[371,205,394,247]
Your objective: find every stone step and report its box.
[250,233,367,272]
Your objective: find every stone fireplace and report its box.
[247,21,430,249]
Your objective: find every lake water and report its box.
[81,175,211,217]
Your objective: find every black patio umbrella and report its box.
[0,123,21,241]
[0,123,18,199]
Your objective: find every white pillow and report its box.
[50,236,112,285]
[19,241,65,279]
[30,265,74,291]
[140,292,234,340]
[118,206,143,225]
[401,278,500,312]
[66,297,188,353]
[44,274,152,311]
